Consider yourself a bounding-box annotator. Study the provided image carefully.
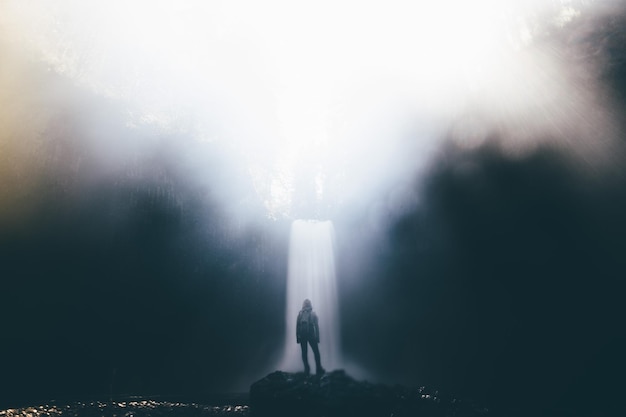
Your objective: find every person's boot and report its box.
[316,366,325,376]
[304,364,310,376]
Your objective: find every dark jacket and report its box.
[296,306,319,343]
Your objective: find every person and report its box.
[296,299,325,375]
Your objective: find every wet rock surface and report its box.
[0,401,249,417]
[250,370,488,417]
[4,373,605,417]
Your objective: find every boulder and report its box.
[250,370,487,417]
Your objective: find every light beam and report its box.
[0,0,606,221]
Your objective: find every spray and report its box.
[280,219,341,372]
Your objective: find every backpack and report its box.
[298,310,313,340]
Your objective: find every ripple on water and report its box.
[0,401,249,417]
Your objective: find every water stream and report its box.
[280,219,341,372]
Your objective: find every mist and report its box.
[2,0,626,414]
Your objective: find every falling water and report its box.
[280,219,341,372]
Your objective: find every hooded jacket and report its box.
[296,301,320,343]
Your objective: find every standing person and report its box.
[296,299,325,375]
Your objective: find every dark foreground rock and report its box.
[250,370,488,417]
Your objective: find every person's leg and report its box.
[300,341,310,375]
[309,341,324,374]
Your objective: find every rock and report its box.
[249,370,487,417]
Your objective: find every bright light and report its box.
[281,219,340,371]
[1,0,603,219]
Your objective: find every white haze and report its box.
[0,0,623,222]
[281,220,340,372]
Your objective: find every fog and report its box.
[2,0,622,223]
[1,0,626,414]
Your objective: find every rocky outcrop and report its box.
[250,370,487,417]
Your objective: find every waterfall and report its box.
[280,219,341,372]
